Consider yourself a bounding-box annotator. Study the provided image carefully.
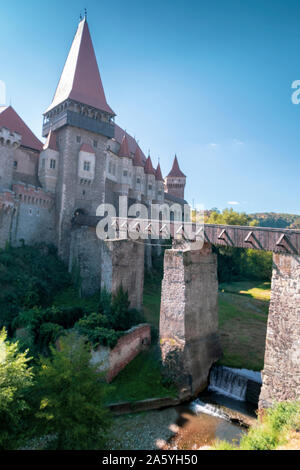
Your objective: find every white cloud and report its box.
[232,139,244,146]
[227,201,240,205]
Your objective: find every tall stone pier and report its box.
[159,243,222,398]
[69,228,144,310]
[101,238,144,310]
[259,253,300,408]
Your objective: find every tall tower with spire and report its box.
[164,155,186,200]
[42,17,116,260]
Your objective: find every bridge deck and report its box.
[73,214,300,255]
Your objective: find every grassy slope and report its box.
[107,279,270,402]
[218,281,270,370]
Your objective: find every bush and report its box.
[107,286,144,331]
[214,401,300,450]
[76,312,122,348]
[0,328,34,449]
[34,332,111,449]
[0,243,71,332]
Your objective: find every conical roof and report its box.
[167,155,186,178]
[155,163,164,181]
[119,134,130,157]
[45,18,114,115]
[144,155,156,175]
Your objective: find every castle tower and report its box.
[43,17,116,260]
[144,155,156,202]
[117,134,132,196]
[164,155,186,200]
[132,144,144,201]
[155,162,164,202]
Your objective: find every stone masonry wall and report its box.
[91,323,151,383]
[101,238,144,310]
[160,243,222,398]
[259,253,300,408]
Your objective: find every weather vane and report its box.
[84,8,87,19]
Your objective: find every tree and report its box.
[206,207,258,226]
[0,328,34,449]
[35,332,111,449]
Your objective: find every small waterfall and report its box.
[208,366,261,401]
[190,399,230,419]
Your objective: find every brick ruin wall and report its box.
[90,323,151,382]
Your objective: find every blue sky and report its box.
[1,0,300,214]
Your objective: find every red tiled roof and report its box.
[43,130,58,151]
[0,106,42,152]
[80,142,95,153]
[155,163,164,181]
[114,124,146,163]
[167,155,186,178]
[45,19,114,115]
[133,145,143,166]
[144,156,156,175]
[119,134,130,157]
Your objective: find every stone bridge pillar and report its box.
[159,242,222,398]
[259,253,300,408]
[101,238,144,310]
[69,229,144,310]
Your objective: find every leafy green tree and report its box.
[108,286,143,331]
[0,328,34,449]
[35,332,111,449]
[206,207,258,226]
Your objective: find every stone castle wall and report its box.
[259,253,300,408]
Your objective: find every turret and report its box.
[144,155,156,202]
[164,155,186,200]
[155,163,164,202]
[38,131,59,192]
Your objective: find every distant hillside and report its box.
[250,212,300,229]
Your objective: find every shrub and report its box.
[107,286,144,331]
[34,332,111,449]
[76,312,122,348]
[0,328,34,449]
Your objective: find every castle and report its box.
[0,17,187,266]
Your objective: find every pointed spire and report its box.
[155,163,164,181]
[144,155,156,175]
[45,18,114,115]
[167,155,186,178]
[133,145,143,167]
[119,134,130,157]
[43,130,58,151]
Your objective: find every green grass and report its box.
[219,281,271,301]
[218,282,269,370]
[214,401,300,450]
[106,346,177,403]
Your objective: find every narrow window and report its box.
[50,159,56,169]
[136,177,141,184]
[93,140,98,148]
[123,170,128,177]
[13,161,18,169]
[83,161,90,171]
[76,135,81,143]
[148,184,152,190]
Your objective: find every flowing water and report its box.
[163,366,261,450]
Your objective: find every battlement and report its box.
[0,189,16,212]
[0,127,22,148]
[12,183,54,208]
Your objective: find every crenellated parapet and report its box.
[0,127,22,148]
[12,183,54,209]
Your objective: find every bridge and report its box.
[72,214,300,408]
